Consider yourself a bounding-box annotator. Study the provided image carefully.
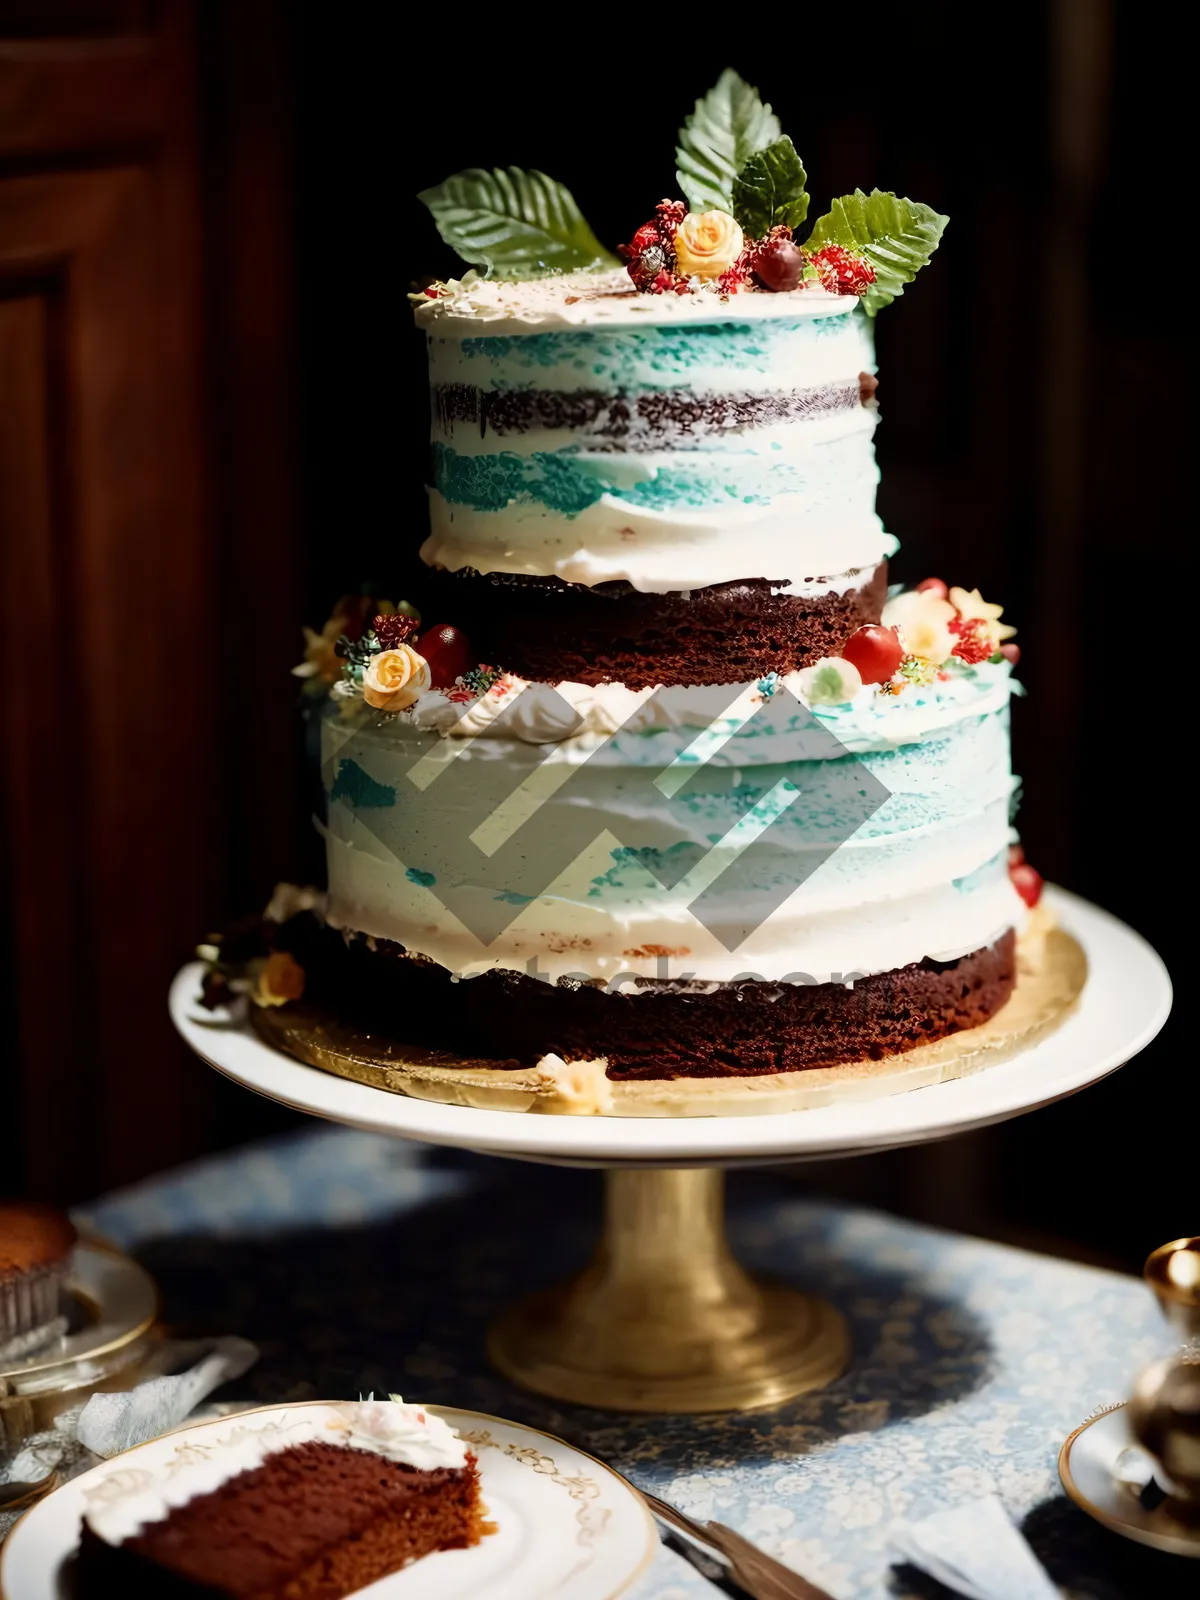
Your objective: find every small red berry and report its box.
[842,624,904,685]
[1001,642,1021,666]
[916,577,949,599]
[1010,860,1044,909]
[654,199,686,240]
[809,243,877,296]
[416,623,474,689]
[949,616,993,665]
[754,237,806,292]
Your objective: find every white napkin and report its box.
[891,1494,1058,1600]
[1,1337,259,1541]
[75,1336,259,1457]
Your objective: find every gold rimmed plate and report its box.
[1059,1404,1200,1559]
[1,1401,656,1599]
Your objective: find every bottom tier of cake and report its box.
[223,910,1017,1082]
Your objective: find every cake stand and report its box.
[170,888,1170,1413]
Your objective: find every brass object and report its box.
[1128,1356,1200,1519]
[487,1169,848,1413]
[1121,1239,1200,1521]
[251,919,1086,1118]
[1144,1238,1200,1340]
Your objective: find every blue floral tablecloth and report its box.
[79,1127,1183,1599]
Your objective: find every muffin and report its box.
[0,1202,77,1361]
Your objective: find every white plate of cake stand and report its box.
[168,886,1170,1414]
[0,1403,657,1600]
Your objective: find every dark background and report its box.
[1,3,1190,1268]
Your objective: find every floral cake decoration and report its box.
[294,593,509,717]
[416,68,947,312]
[796,578,1018,707]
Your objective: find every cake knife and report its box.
[643,1490,838,1600]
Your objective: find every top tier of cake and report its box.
[416,269,884,598]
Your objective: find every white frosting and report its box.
[326,826,1024,987]
[422,475,887,595]
[83,1400,467,1546]
[414,267,857,334]
[376,660,1013,750]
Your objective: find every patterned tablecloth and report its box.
[78,1127,1184,1600]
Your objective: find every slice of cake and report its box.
[76,1399,485,1599]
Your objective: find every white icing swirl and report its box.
[84,1400,467,1546]
[389,660,1015,750]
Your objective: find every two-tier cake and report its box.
[201,70,1045,1110]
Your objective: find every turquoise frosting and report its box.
[323,678,1015,911]
[329,759,395,809]
[432,438,869,516]
[449,315,855,387]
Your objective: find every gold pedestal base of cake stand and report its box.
[487,1167,848,1413]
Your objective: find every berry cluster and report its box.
[620,204,876,300]
[373,612,419,650]
[807,243,877,297]
[617,200,688,294]
[947,615,995,665]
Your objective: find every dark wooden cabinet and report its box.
[1,2,299,1198]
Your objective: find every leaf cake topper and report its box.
[417,69,947,315]
[417,168,618,281]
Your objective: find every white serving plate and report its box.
[168,887,1170,1169]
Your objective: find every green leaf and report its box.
[806,188,949,315]
[417,167,619,280]
[675,68,781,212]
[732,136,809,237]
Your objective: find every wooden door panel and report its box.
[1,6,218,1196]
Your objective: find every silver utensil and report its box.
[643,1489,837,1600]
[657,1522,745,1596]
[0,1468,59,1512]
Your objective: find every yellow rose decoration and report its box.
[254,950,306,1008]
[673,210,745,279]
[362,645,432,712]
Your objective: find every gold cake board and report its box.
[250,922,1085,1412]
[250,920,1083,1119]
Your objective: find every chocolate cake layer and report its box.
[420,563,888,688]
[278,916,1016,1080]
[433,379,865,448]
[76,1441,482,1600]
